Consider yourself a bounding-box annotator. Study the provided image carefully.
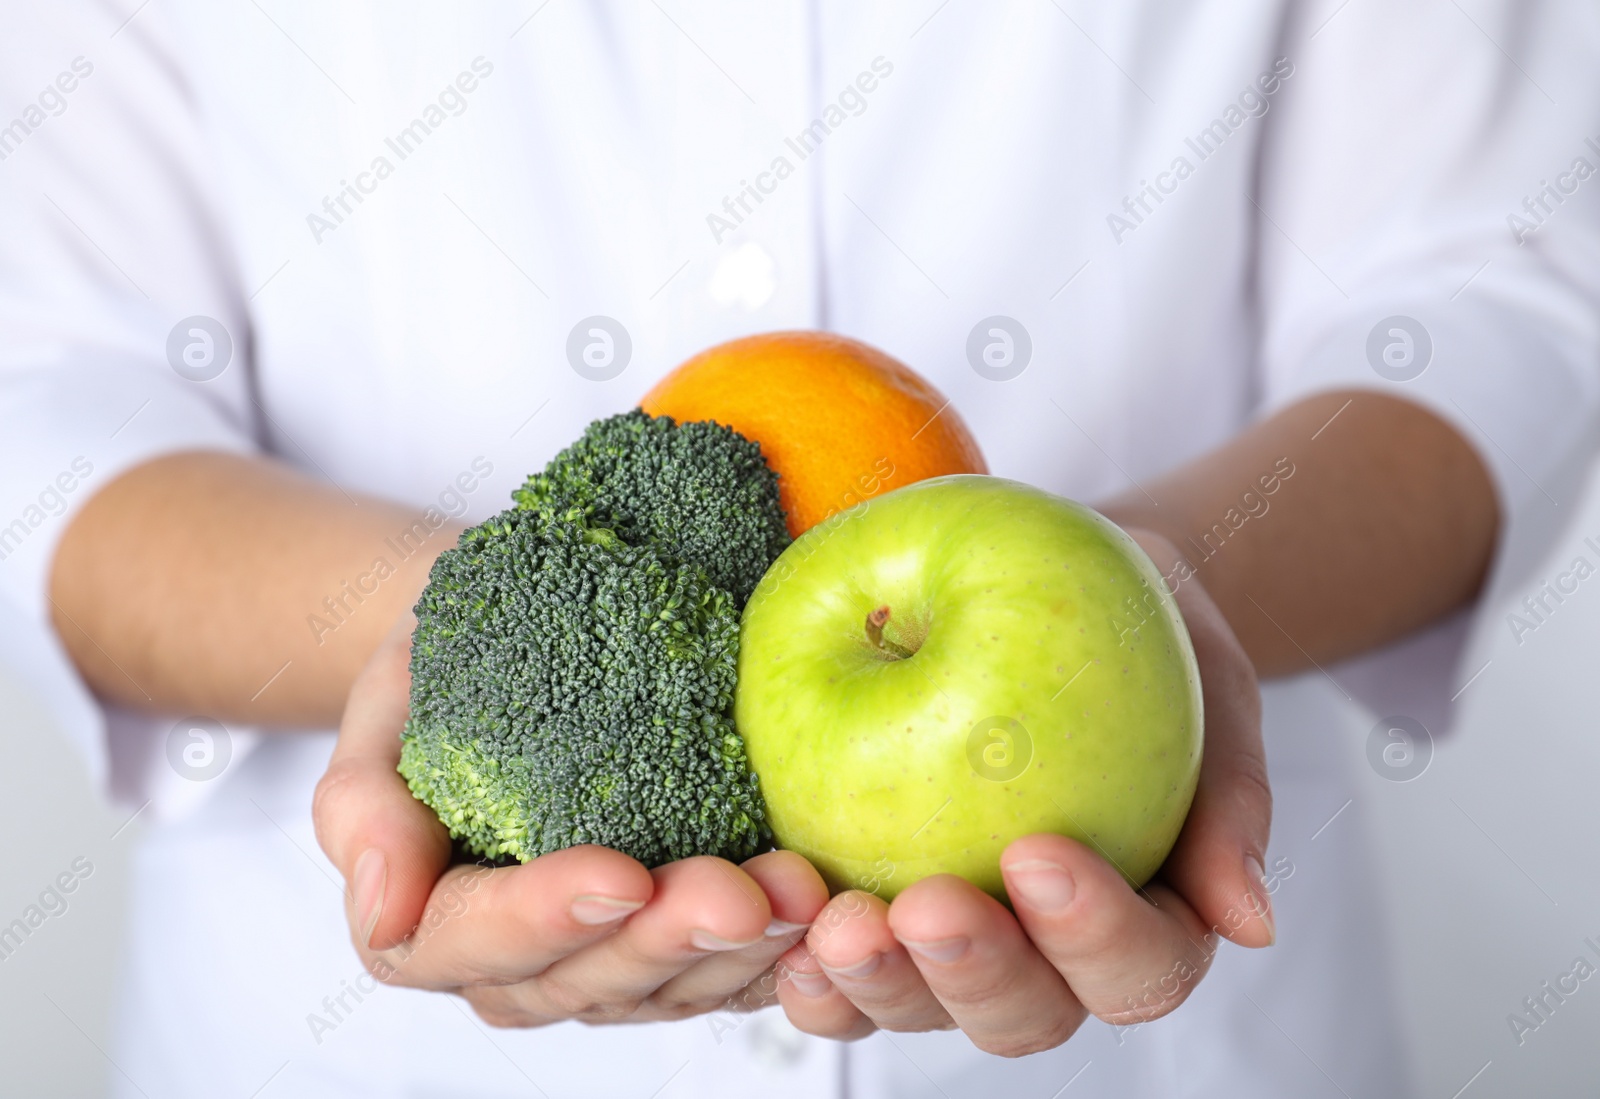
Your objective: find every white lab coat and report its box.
[2,2,1597,1096]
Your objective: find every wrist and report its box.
[1108,521,1203,602]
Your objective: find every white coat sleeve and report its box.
[0,4,259,806]
[1252,0,1600,733]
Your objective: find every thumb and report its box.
[313,613,452,951]
[1160,579,1275,949]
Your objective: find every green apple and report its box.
[736,474,1202,901]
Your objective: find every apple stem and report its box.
[865,605,890,647]
[865,605,915,659]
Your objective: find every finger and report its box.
[773,939,876,1042]
[314,614,452,950]
[521,856,774,1019]
[1159,581,1275,948]
[361,844,655,989]
[799,891,954,1034]
[1001,832,1217,1024]
[741,849,832,934]
[886,875,1084,1056]
[648,850,829,1014]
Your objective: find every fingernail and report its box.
[765,918,809,938]
[571,895,646,926]
[787,970,834,998]
[1244,855,1276,945]
[899,936,969,964]
[1004,858,1076,912]
[690,929,760,952]
[821,952,881,980]
[353,848,387,949]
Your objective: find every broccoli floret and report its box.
[400,409,791,866]
[512,409,790,606]
[400,511,770,865]
[400,407,787,863]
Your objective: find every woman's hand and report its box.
[772,528,1274,1054]
[312,613,830,1026]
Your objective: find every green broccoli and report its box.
[399,410,787,866]
[512,409,790,606]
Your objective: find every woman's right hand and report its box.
[312,612,830,1026]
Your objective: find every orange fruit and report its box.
[641,331,987,537]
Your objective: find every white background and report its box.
[4,463,1600,1099]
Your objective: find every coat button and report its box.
[708,241,777,311]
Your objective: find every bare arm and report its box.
[1096,390,1500,678]
[48,451,463,729]
[49,393,1494,723]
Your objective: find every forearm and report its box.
[1097,391,1499,678]
[48,450,464,728]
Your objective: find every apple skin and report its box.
[735,474,1202,901]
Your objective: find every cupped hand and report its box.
[773,529,1274,1054]
[312,613,830,1026]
